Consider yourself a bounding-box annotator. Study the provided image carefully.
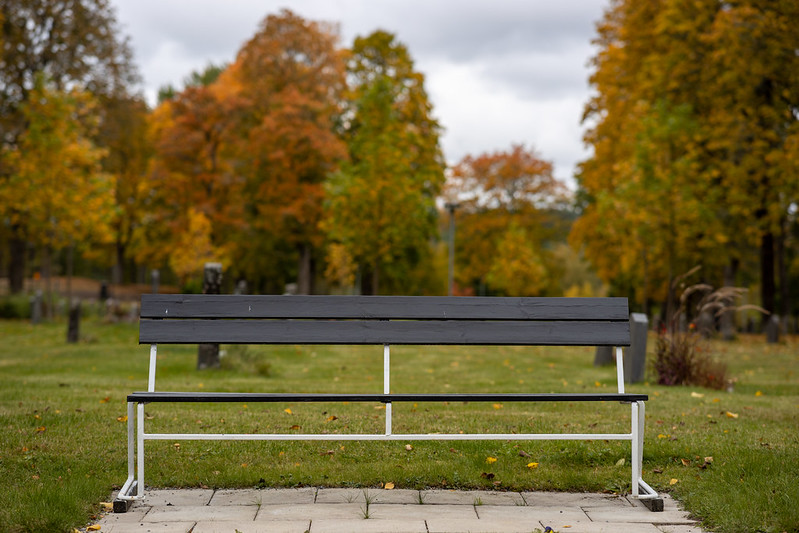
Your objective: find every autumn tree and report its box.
[573,0,799,320]
[446,144,566,296]
[325,30,445,294]
[0,76,113,304]
[226,9,347,294]
[0,0,138,292]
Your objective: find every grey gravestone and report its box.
[624,313,648,383]
[594,346,614,366]
[765,315,780,344]
[31,290,42,325]
[151,269,160,294]
[197,263,222,369]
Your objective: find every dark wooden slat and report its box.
[139,319,630,346]
[140,294,629,321]
[128,392,648,403]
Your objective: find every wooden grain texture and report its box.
[140,294,629,321]
[128,392,648,403]
[139,319,630,346]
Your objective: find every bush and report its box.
[653,331,729,389]
[0,294,31,319]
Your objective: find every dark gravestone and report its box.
[197,263,222,370]
[624,313,648,384]
[67,301,80,343]
[151,269,160,294]
[594,346,613,366]
[765,315,780,344]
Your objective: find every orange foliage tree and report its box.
[446,144,568,296]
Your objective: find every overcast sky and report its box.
[112,0,608,186]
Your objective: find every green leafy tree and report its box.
[325,30,445,294]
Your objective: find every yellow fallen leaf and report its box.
[87,525,101,531]
[486,457,497,464]
[384,482,395,489]
[284,408,292,415]
[657,434,669,439]
[326,415,338,422]
[527,462,539,469]
[594,381,601,387]
[616,458,625,466]
[669,478,679,485]
[492,403,503,410]
[726,411,739,419]
[755,391,763,397]
[35,426,46,432]
[100,502,113,510]
[289,425,301,430]
[116,415,128,422]
[691,392,704,398]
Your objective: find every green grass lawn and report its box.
[0,318,797,532]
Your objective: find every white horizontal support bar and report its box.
[143,432,634,441]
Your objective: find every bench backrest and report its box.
[140,295,630,347]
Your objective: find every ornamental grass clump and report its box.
[652,268,765,390]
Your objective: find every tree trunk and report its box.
[760,232,776,338]
[778,219,789,335]
[297,243,313,295]
[8,235,26,294]
[720,259,739,341]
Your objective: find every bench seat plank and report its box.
[128,392,648,403]
[139,319,630,346]
[141,295,630,321]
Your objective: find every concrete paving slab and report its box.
[422,489,526,506]
[315,487,421,504]
[254,503,363,521]
[209,487,316,506]
[135,488,215,507]
[96,522,196,533]
[657,526,708,533]
[475,504,588,523]
[191,520,311,533]
[367,503,476,521]
[310,518,428,533]
[144,504,257,522]
[586,507,696,525]
[521,491,634,508]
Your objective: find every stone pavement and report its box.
[90,488,706,533]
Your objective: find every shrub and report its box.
[653,330,728,389]
[0,294,31,319]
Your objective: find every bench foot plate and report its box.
[640,496,664,512]
[113,481,138,513]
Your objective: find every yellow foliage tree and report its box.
[486,224,548,297]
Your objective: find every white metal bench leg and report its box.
[114,402,141,512]
[633,400,663,510]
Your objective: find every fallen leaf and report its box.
[616,458,626,466]
[755,391,763,397]
[289,425,301,430]
[704,456,714,464]
[519,450,531,458]
[87,526,101,531]
[320,450,334,456]
[100,396,110,403]
[326,415,338,422]
[116,415,128,422]
[691,392,704,398]
[653,468,663,474]
[681,458,691,466]
[284,408,292,415]
[35,426,46,433]
[669,478,679,485]
[405,444,413,451]
[492,403,503,410]
[384,482,395,489]
[726,411,739,419]
[99,502,113,510]
[486,456,498,464]
[480,472,495,479]
[657,434,669,439]
[527,462,539,469]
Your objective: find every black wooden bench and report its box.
[115,295,662,511]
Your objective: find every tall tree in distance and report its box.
[0,0,138,292]
[325,30,445,294]
[446,144,566,295]
[230,9,347,294]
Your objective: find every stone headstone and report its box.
[67,300,81,343]
[151,269,160,294]
[625,313,649,384]
[594,346,614,367]
[197,263,222,370]
[31,290,42,325]
[765,314,780,344]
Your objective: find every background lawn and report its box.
[0,318,796,532]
